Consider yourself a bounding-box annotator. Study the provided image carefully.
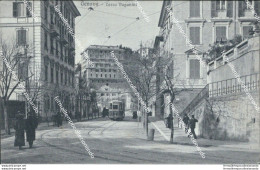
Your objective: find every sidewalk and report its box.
[1,116,104,139]
[150,120,259,151]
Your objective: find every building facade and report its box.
[155,0,260,117]
[81,45,136,112]
[0,0,80,120]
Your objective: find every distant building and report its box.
[0,0,80,119]
[81,45,133,88]
[81,45,136,111]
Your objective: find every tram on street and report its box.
[108,100,125,121]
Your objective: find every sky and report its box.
[73,1,163,63]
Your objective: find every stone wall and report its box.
[188,90,259,145]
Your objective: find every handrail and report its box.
[182,84,209,115]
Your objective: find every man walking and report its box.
[14,111,25,150]
[182,114,189,133]
[25,111,38,148]
[189,115,198,139]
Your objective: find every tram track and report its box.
[38,120,163,163]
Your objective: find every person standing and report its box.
[57,111,62,127]
[189,115,198,139]
[102,107,106,117]
[14,111,25,150]
[182,114,190,133]
[25,112,38,148]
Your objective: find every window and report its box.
[56,41,58,56]
[56,70,59,84]
[190,59,200,79]
[216,0,226,10]
[101,74,102,77]
[51,67,54,83]
[45,65,48,81]
[50,37,54,54]
[60,72,63,84]
[44,5,48,21]
[243,26,253,39]
[65,71,67,85]
[216,26,227,42]
[17,29,27,46]
[114,74,116,78]
[105,74,107,78]
[190,27,200,45]
[190,1,200,17]
[13,2,32,17]
[96,74,98,77]
[44,31,48,50]
[17,60,27,80]
[113,105,118,110]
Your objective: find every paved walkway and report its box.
[150,120,259,152]
[1,116,104,139]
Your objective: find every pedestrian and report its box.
[102,107,106,117]
[57,111,62,127]
[182,114,190,133]
[105,108,109,117]
[166,113,173,129]
[189,115,198,139]
[25,112,38,148]
[14,111,25,150]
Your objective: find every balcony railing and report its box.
[209,73,259,97]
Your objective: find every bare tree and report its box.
[0,35,39,134]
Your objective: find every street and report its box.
[1,117,259,164]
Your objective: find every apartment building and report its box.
[0,0,80,119]
[81,45,133,88]
[155,0,260,117]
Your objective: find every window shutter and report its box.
[227,1,233,17]
[195,27,200,44]
[13,2,18,17]
[22,30,26,45]
[221,27,226,40]
[190,27,194,44]
[255,1,260,16]
[190,1,200,17]
[17,29,26,46]
[194,1,200,17]
[190,59,200,79]
[26,2,32,17]
[238,1,245,17]
[211,1,217,18]
[194,59,200,79]
[190,1,194,17]
[190,59,195,78]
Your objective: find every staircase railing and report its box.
[181,84,209,115]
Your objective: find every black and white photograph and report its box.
[0,0,259,169]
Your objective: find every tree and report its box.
[0,35,39,134]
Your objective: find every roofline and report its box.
[158,1,171,28]
[68,1,81,17]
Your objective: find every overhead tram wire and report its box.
[101,9,163,45]
[94,10,137,20]
[75,1,109,25]
[102,19,140,45]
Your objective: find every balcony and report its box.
[49,23,59,37]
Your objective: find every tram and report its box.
[108,100,125,121]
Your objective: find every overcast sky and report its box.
[73,1,163,63]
